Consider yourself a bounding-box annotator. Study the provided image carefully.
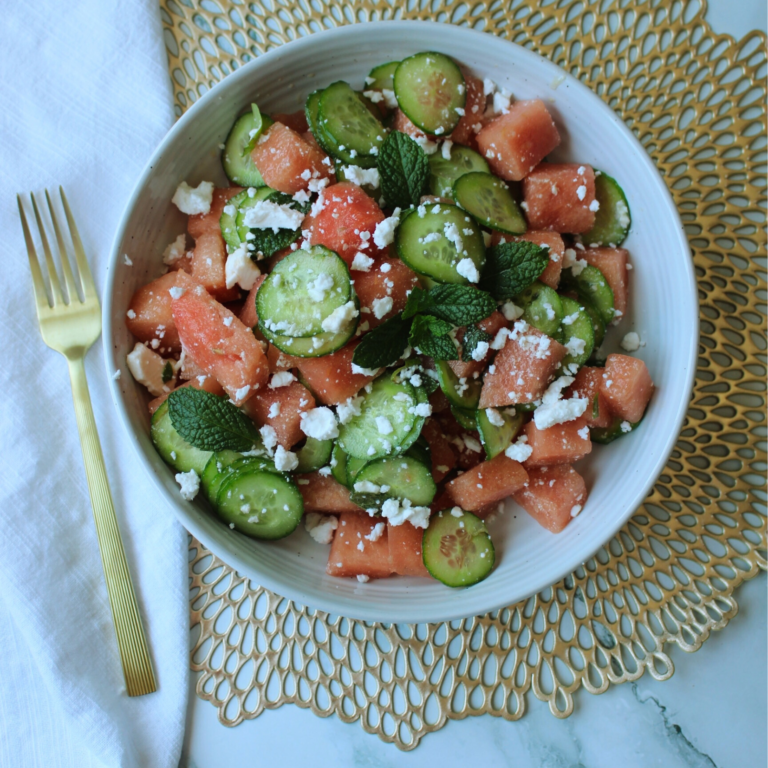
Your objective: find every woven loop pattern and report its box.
[162,0,767,750]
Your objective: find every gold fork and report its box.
[18,188,156,697]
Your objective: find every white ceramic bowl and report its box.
[105,21,697,623]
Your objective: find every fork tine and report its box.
[17,195,53,311]
[46,189,82,304]
[59,187,97,300]
[30,193,65,306]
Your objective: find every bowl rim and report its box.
[104,19,698,623]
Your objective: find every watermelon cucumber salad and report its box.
[122,52,653,589]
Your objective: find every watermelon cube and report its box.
[497,231,564,289]
[172,284,269,404]
[478,324,566,408]
[599,354,654,423]
[293,340,376,405]
[297,473,365,514]
[181,230,240,303]
[352,256,419,329]
[238,274,267,330]
[421,419,458,483]
[266,343,298,373]
[450,74,485,147]
[148,374,225,415]
[566,366,613,429]
[446,453,529,515]
[388,522,430,578]
[523,415,592,468]
[582,247,629,321]
[523,163,597,233]
[326,512,392,579]
[251,122,333,195]
[513,464,588,533]
[476,100,561,181]
[392,108,426,140]
[126,270,198,354]
[305,182,386,266]
[449,310,508,379]
[242,380,315,448]
[187,187,242,240]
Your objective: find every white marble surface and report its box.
[180,3,768,766]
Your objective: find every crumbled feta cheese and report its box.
[268,402,281,419]
[126,342,169,397]
[371,296,393,319]
[172,180,214,215]
[441,140,454,160]
[350,363,379,377]
[270,371,296,389]
[576,185,587,201]
[354,480,383,494]
[305,512,338,544]
[168,286,185,300]
[620,332,644,352]
[621,420,632,433]
[337,396,363,425]
[570,505,582,518]
[413,135,439,154]
[463,435,482,453]
[300,407,339,440]
[351,252,374,271]
[501,301,524,321]
[174,469,200,500]
[321,301,359,333]
[485,408,505,427]
[533,376,588,429]
[112,369,121,381]
[380,498,431,528]
[565,336,587,358]
[233,385,250,402]
[563,248,588,276]
[444,222,464,252]
[225,244,261,290]
[126,309,137,319]
[375,416,393,435]
[577,426,590,441]
[365,522,386,542]
[492,89,511,114]
[562,311,580,326]
[408,402,432,418]
[344,165,380,188]
[307,272,335,302]
[242,199,304,232]
[456,257,479,283]
[274,445,299,472]
[259,425,278,452]
[589,199,600,212]
[450,507,464,518]
[471,340,490,361]
[373,210,401,249]
[504,436,533,463]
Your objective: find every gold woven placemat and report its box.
[161,0,767,750]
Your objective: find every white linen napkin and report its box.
[0,2,189,767]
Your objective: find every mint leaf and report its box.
[161,361,174,384]
[409,315,457,360]
[168,387,261,452]
[378,131,429,209]
[248,191,309,260]
[479,241,549,301]
[404,284,495,326]
[352,313,412,369]
[461,325,492,360]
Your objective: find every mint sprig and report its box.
[408,315,457,360]
[403,284,495,326]
[479,241,550,301]
[352,313,412,370]
[462,324,492,360]
[377,131,429,209]
[168,387,261,452]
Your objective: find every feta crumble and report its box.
[380,498,431,528]
[532,376,588,429]
[174,469,200,501]
[337,396,363,425]
[620,332,644,352]
[372,210,401,249]
[172,180,214,215]
[168,286,185,300]
[300,407,339,440]
[485,408,505,427]
[501,301,524,321]
[305,512,338,544]
[365,522,386,542]
[307,272,335,302]
[504,435,533,463]
[344,165,380,188]
[321,301,359,333]
[274,445,299,472]
[242,199,304,232]
[126,342,169,397]
[351,252,374,271]
[375,416,393,435]
[269,371,296,388]
[471,340,490,361]
[225,244,261,290]
[371,296,393,319]
[456,257,479,283]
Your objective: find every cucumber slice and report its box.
[428,145,490,198]
[222,111,273,188]
[516,282,563,336]
[305,89,336,155]
[257,247,352,338]
[561,265,615,327]
[337,376,422,460]
[393,52,466,136]
[476,407,524,459]
[405,435,431,468]
[349,455,436,511]
[330,443,349,486]
[576,294,606,348]
[453,172,527,235]
[435,360,481,411]
[317,81,385,167]
[295,438,333,474]
[422,509,495,588]
[557,296,595,373]
[219,187,275,252]
[215,468,303,540]
[260,318,358,358]
[591,415,642,444]
[396,203,486,285]
[582,172,631,247]
[202,452,276,501]
[451,405,476,430]
[151,400,212,474]
[366,61,399,91]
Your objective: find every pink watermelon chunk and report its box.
[513,464,588,533]
[352,256,419,329]
[242,380,315,448]
[147,375,225,415]
[187,187,242,240]
[266,344,297,373]
[172,284,269,404]
[327,512,392,579]
[448,310,507,379]
[446,453,529,515]
[476,100,561,181]
[179,230,240,303]
[478,324,567,408]
[449,74,485,147]
[388,522,431,578]
[599,354,654,423]
[251,122,333,194]
[126,270,198,354]
[238,274,267,330]
[293,340,376,405]
[523,163,597,233]
[421,419,458,483]
[392,108,426,140]
[523,415,592,468]
[582,247,629,321]
[566,366,613,429]
[298,473,365,514]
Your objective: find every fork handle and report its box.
[67,356,157,696]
